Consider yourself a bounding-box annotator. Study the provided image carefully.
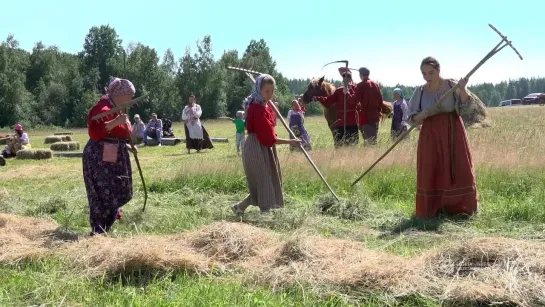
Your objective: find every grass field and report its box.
[1,105,545,306]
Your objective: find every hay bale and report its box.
[16,149,52,160]
[53,132,73,135]
[460,90,491,128]
[44,135,72,144]
[50,141,80,151]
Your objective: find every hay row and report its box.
[44,135,72,144]
[50,141,80,151]
[53,132,73,135]
[1,215,544,306]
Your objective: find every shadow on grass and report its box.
[379,213,473,238]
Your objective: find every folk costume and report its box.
[287,101,312,151]
[408,78,478,218]
[233,74,283,215]
[182,100,214,153]
[391,88,409,139]
[82,78,135,235]
[349,67,384,145]
[314,67,359,147]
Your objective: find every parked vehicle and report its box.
[522,93,545,105]
[500,99,522,107]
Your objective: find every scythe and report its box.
[322,60,349,140]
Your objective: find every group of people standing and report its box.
[82,55,478,235]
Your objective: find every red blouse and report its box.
[246,101,278,147]
[316,84,359,127]
[350,79,384,124]
[87,96,132,142]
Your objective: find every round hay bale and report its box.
[460,90,491,128]
[44,136,63,144]
[50,141,80,151]
[16,149,52,160]
[53,132,73,135]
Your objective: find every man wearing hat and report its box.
[144,113,163,146]
[312,67,359,147]
[349,67,384,145]
[1,124,30,158]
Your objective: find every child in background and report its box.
[287,99,312,151]
[220,111,246,154]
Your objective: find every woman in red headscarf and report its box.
[82,78,136,235]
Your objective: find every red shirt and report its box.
[316,84,359,127]
[350,79,383,124]
[87,96,132,142]
[246,101,278,147]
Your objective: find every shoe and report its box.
[158,144,162,147]
[231,204,244,217]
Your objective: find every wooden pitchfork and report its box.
[92,94,149,211]
[227,66,340,201]
[351,23,523,187]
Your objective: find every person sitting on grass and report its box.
[1,124,30,159]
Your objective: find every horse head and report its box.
[302,76,332,105]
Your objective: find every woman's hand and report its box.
[126,144,138,154]
[105,114,129,131]
[412,110,429,125]
[289,138,302,146]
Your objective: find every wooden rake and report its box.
[92,94,150,211]
[351,23,523,188]
[227,66,340,201]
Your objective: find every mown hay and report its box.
[60,235,217,278]
[188,221,275,262]
[50,141,80,151]
[2,214,545,305]
[53,132,73,135]
[15,149,52,160]
[0,214,59,263]
[460,90,491,128]
[44,135,72,144]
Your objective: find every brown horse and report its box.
[301,77,394,136]
[301,76,337,136]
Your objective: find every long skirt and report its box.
[416,112,478,218]
[82,139,133,234]
[184,124,214,151]
[239,133,283,212]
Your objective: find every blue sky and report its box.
[1,0,543,87]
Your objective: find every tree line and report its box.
[1,25,544,129]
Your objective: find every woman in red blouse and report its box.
[232,74,301,217]
[82,78,137,235]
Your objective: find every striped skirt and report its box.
[241,133,284,211]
